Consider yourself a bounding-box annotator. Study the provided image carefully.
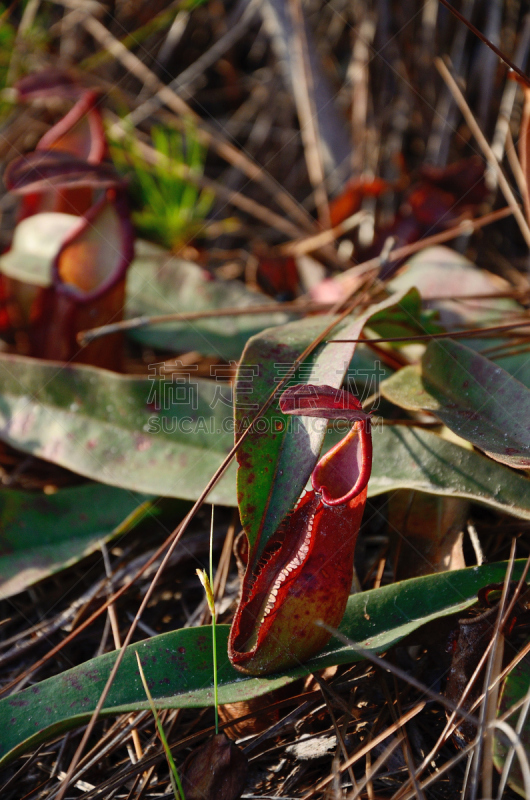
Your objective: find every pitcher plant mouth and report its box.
[281,383,372,505]
[311,418,372,506]
[229,384,372,675]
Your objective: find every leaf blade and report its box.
[380,339,530,468]
[0,560,527,768]
[0,355,529,518]
[0,352,236,504]
[369,426,530,520]
[0,484,153,597]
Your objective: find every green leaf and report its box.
[387,246,530,388]
[369,426,530,520]
[388,246,521,326]
[0,484,152,598]
[367,286,443,342]
[235,291,411,558]
[0,560,526,768]
[463,338,530,390]
[379,339,530,469]
[0,354,528,518]
[0,352,236,505]
[125,240,292,360]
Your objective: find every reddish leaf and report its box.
[420,156,488,206]
[368,157,487,278]
[329,176,388,227]
[256,255,299,299]
[407,184,460,228]
[402,157,487,233]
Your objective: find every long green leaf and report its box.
[0,561,525,768]
[0,353,236,505]
[318,415,530,561]
[125,240,292,360]
[0,355,528,519]
[369,426,530,520]
[0,484,152,598]
[380,339,530,469]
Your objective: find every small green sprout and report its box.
[110,124,214,250]
[196,505,219,734]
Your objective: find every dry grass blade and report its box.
[497,682,530,798]
[0,529,181,697]
[300,703,426,799]
[330,318,530,344]
[488,719,530,797]
[435,57,530,248]
[491,14,530,165]
[337,205,514,279]
[63,4,316,234]
[280,211,367,257]
[391,676,425,800]
[43,712,151,800]
[490,635,530,703]
[348,734,405,800]
[315,623,479,726]
[101,541,144,766]
[77,301,332,345]
[469,544,515,800]
[349,12,375,175]
[313,674,359,795]
[80,302,530,349]
[392,552,530,800]
[396,741,475,800]
[0,744,45,796]
[437,0,530,86]
[288,0,330,228]
[519,85,530,223]
[127,0,261,125]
